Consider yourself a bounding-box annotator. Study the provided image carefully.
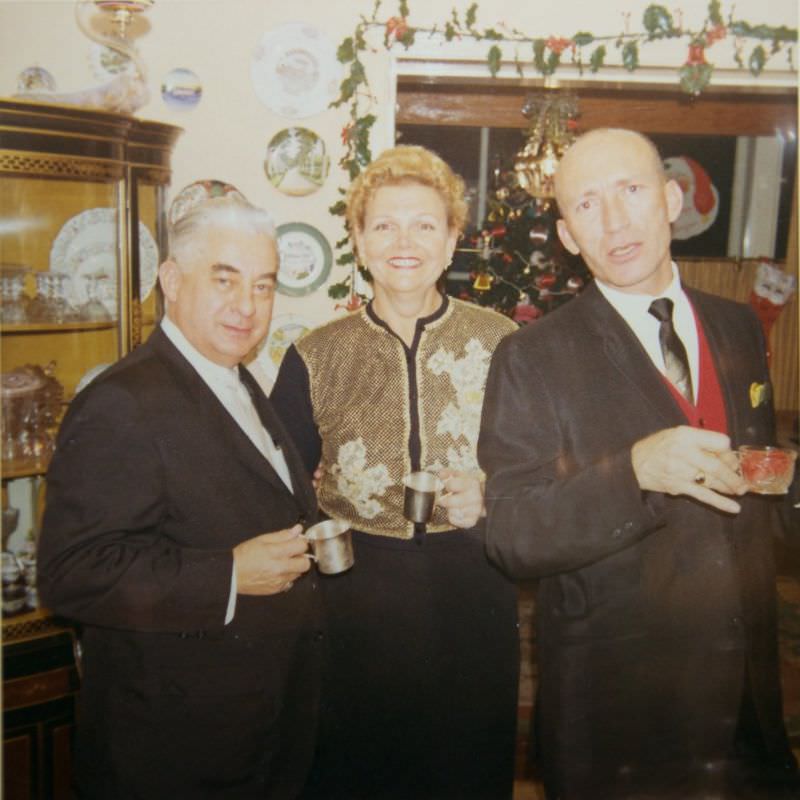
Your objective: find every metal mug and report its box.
[304,519,354,575]
[402,471,443,523]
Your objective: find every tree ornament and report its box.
[473,271,494,291]
[514,92,580,199]
[528,219,550,247]
[512,299,542,324]
[479,231,494,259]
[535,273,557,289]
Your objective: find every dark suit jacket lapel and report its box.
[239,365,317,515]
[147,328,306,500]
[581,282,687,427]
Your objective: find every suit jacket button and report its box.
[611,528,622,538]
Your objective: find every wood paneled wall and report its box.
[679,258,798,412]
[681,178,798,415]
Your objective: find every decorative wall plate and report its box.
[250,23,341,118]
[264,127,330,196]
[16,66,56,93]
[276,222,332,297]
[252,313,312,382]
[161,68,202,110]
[50,208,158,315]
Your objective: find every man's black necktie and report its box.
[648,297,694,404]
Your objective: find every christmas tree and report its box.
[455,93,592,324]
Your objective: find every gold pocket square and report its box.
[749,382,771,408]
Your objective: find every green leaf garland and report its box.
[326,0,797,302]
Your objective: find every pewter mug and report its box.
[402,471,443,524]
[304,519,354,575]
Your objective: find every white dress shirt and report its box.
[161,316,293,490]
[161,316,294,622]
[594,263,699,403]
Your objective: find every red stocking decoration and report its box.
[749,260,796,363]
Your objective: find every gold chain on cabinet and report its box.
[0,150,123,180]
[2,611,62,642]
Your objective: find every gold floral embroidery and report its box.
[330,437,392,519]
[427,338,493,473]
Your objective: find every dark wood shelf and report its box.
[1,458,50,480]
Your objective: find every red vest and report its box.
[661,306,729,435]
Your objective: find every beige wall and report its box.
[1,0,797,337]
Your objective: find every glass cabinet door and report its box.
[0,99,179,626]
[1,175,125,435]
[135,178,167,343]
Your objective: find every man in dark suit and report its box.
[37,182,322,799]
[479,129,799,799]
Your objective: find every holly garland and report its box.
[326,0,797,303]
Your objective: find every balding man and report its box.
[479,129,799,799]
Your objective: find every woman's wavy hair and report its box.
[345,145,468,251]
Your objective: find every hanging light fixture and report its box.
[91,1,154,39]
[75,0,155,82]
[513,92,580,199]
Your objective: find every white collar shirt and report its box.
[160,315,294,492]
[594,262,699,403]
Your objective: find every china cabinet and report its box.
[0,98,180,800]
